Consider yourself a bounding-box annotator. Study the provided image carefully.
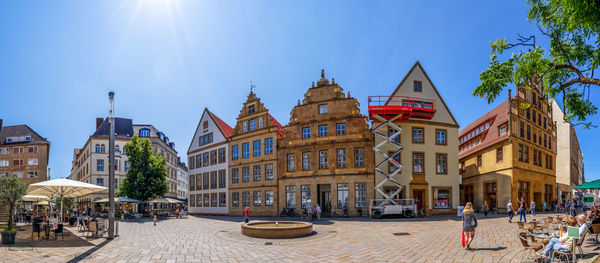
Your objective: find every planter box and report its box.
[1,231,16,245]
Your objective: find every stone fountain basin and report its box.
[241,221,314,238]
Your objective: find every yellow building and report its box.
[228,91,283,217]
[371,62,460,215]
[459,81,556,211]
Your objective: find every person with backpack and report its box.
[519,197,527,223]
[462,202,478,250]
[507,200,514,223]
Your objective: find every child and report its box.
[153,215,157,226]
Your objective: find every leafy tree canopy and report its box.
[474,0,600,127]
[0,176,27,230]
[117,135,168,202]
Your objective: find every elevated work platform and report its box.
[368,96,436,121]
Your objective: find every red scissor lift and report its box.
[368,96,436,218]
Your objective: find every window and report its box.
[243,192,250,206]
[27,146,37,153]
[318,125,328,137]
[520,122,524,138]
[318,104,328,114]
[27,158,38,166]
[196,155,202,168]
[203,152,209,166]
[546,154,553,170]
[139,128,150,137]
[527,125,531,140]
[188,157,195,169]
[199,133,213,146]
[265,163,274,180]
[336,148,346,168]
[544,134,547,148]
[97,159,104,171]
[27,171,38,179]
[389,151,401,173]
[253,165,261,181]
[0,160,8,167]
[204,194,210,207]
[300,185,311,209]
[336,123,346,136]
[0,148,8,155]
[0,172,7,178]
[218,148,226,163]
[496,147,503,162]
[538,113,542,126]
[248,104,255,114]
[232,192,239,207]
[412,128,424,143]
[354,148,365,168]
[286,186,296,208]
[355,183,367,208]
[12,147,23,154]
[219,193,226,206]
[532,110,537,123]
[189,174,195,191]
[265,190,274,206]
[13,171,23,179]
[436,129,447,145]
[413,152,424,173]
[302,127,311,139]
[203,121,208,130]
[477,155,482,167]
[302,152,311,170]
[115,145,120,153]
[196,174,202,190]
[533,133,537,144]
[436,154,447,174]
[518,181,530,203]
[388,128,400,143]
[549,137,552,150]
[242,121,247,133]
[211,193,217,207]
[499,124,506,136]
[210,171,217,189]
[253,191,261,206]
[190,195,196,207]
[413,81,422,92]
[253,140,261,156]
[231,168,239,183]
[287,154,296,171]
[337,184,349,208]
[100,144,105,153]
[249,119,256,131]
[219,170,226,188]
[258,117,263,129]
[242,143,249,158]
[526,108,530,119]
[242,167,250,182]
[232,145,239,160]
[203,173,209,189]
[543,118,547,129]
[210,150,217,165]
[319,150,328,169]
[97,178,104,186]
[264,138,273,155]
[433,188,451,209]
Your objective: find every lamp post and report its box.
[108,91,116,239]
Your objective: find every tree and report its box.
[474,0,600,127]
[117,135,168,201]
[56,197,76,214]
[0,176,27,231]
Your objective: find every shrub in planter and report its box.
[0,177,27,245]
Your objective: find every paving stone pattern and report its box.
[2,213,599,262]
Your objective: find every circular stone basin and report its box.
[241,221,313,238]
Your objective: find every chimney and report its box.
[0,119,3,131]
[96,118,104,129]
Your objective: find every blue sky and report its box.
[0,1,597,181]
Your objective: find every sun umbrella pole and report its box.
[60,195,64,223]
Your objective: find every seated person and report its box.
[589,214,600,234]
[539,215,577,260]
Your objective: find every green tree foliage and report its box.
[474,0,600,127]
[56,197,76,213]
[117,135,168,201]
[0,176,27,230]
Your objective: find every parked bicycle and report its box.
[279,207,296,217]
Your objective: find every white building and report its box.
[187,108,233,215]
[177,159,189,202]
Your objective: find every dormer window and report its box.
[414,81,422,92]
[139,128,150,137]
[318,104,328,114]
[248,104,255,114]
[100,144,106,153]
[115,145,120,153]
[95,144,100,153]
[203,121,208,130]
[25,136,31,141]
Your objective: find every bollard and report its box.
[116,220,119,237]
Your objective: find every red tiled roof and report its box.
[268,113,283,136]
[208,110,234,138]
[459,100,510,160]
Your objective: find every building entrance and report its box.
[317,184,331,213]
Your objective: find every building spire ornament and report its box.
[321,69,325,78]
[317,69,330,87]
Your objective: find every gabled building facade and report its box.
[460,80,556,211]
[229,91,282,216]
[0,119,50,184]
[187,109,233,215]
[552,100,584,202]
[372,62,460,214]
[278,70,374,217]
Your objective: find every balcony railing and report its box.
[368,96,436,121]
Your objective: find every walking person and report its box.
[543,201,548,212]
[507,200,514,223]
[519,197,527,223]
[244,206,250,223]
[316,204,322,221]
[530,200,536,216]
[307,204,313,221]
[483,201,489,217]
[462,202,478,250]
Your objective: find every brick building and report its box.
[0,119,50,184]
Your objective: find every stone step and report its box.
[0,202,9,223]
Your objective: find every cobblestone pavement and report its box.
[2,213,600,262]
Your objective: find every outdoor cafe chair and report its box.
[535,218,550,233]
[553,239,577,263]
[575,230,588,259]
[517,221,525,230]
[31,222,41,239]
[87,221,97,238]
[591,224,600,243]
[518,232,544,262]
[52,224,64,240]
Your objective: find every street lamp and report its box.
[108,91,115,239]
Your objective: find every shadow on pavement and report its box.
[470,246,507,251]
[66,239,112,263]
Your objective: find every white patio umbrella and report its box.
[93,196,140,203]
[22,195,50,215]
[27,179,108,223]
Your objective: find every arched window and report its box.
[139,128,150,137]
[101,144,105,153]
[95,144,100,153]
[122,147,126,155]
[115,145,120,153]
